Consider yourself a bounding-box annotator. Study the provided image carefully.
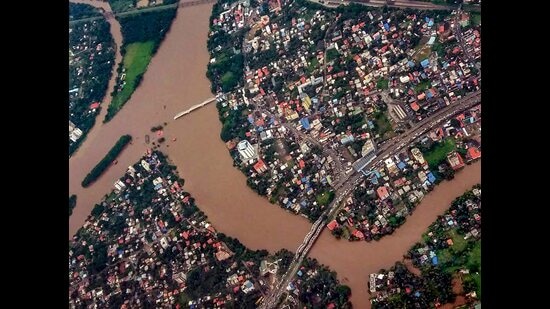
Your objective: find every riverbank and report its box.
[309,161,480,308]
[68,2,481,308]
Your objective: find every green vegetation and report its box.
[109,0,136,13]
[373,111,393,138]
[82,135,132,187]
[106,41,155,121]
[306,57,320,74]
[105,8,177,122]
[69,3,101,20]
[69,195,77,216]
[414,79,432,92]
[422,138,456,167]
[326,48,340,62]
[470,12,481,26]
[316,191,335,206]
[376,78,389,90]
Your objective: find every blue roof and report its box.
[414,291,421,297]
[397,162,406,170]
[383,23,390,31]
[247,115,254,124]
[425,16,430,23]
[408,61,415,67]
[428,20,434,27]
[426,91,433,99]
[427,172,436,183]
[297,270,303,276]
[368,120,375,129]
[432,256,439,265]
[300,117,311,130]
[421,59,430,68]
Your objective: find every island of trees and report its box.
[81,135,132,187]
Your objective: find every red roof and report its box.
[253,159,267,173]
[327,220,339,231]
[298,159,305,169]
[376,186,390,200]
[410,102,420,111]
[468,147,481,159]
[90,102,100,109]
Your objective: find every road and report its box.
[308,0,454,10]
[69,0,216,25]
[259,89,480,308]
[452,7,477,65]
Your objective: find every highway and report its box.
[259,89,480,308]
[308,0,454,10]
[69,0,216,25]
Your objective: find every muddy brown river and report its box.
[69,3,481,308]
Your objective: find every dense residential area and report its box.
[68,0,482,308]
[69,3,116,156]
[369,185,481,308]
[206,0,481,229]
[329,104,480,242]
[68,151,351,308]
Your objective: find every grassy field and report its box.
[376,78,389,90]
[423,138,457,167]
[106,41,155,122]
[316,191,335,206]
[414,80,431,93]
[471,12,481,26]
[413,36,432,62]
[374,111,393,138]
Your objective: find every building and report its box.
[361,138,376,157]
[385,158,399,175]
[376,186,390,200]
[467,146,481,160]
[253,159,268,173]
[410,148,426,165]
[241,280,255,294]
[237,139,256,160]
[447,151,465,170]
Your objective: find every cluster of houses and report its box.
[328,105,481,242]
[69,151,260,308]
[69,18,115,151]
[208,0,481,223]
[369,185,481,308]
[69,151,350,308]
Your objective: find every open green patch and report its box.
[106,41,155,121]
[422,138,456,167]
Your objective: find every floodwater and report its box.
[68,2,481,308]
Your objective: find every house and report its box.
[447,151,465,170]
[376,186,390,200]
[327,220,339,231]
[467,146,481,160]
[253,159,268,173]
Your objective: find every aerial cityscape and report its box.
[69,0,481,308]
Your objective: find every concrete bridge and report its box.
[173,97,217,120]
[70,0,216,25]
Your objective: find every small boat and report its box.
[172,138,177,142]
[113,160,118,165]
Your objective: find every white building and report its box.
[237,140,256,160]
[411,148,426,165]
